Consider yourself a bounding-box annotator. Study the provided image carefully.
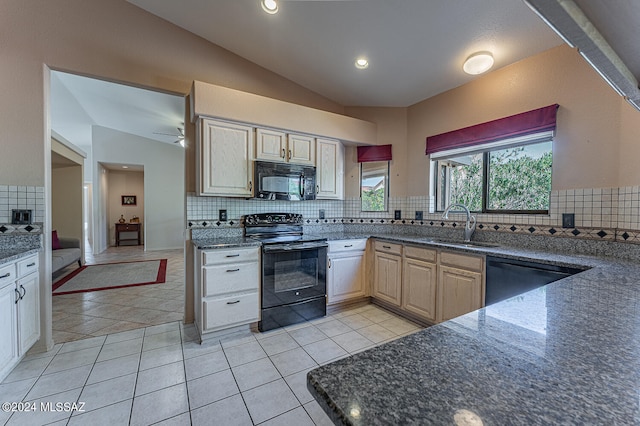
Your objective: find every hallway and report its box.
[52,245,184,343]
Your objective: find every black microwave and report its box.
[254,161,316,201]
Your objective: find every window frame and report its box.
[433,133,553,214]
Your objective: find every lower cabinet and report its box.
[372,239,484,324]
[0,253,40,382]
[195,246,260,337]
[437,251,484,323]
[402,247,437,323]
[327,239,367,304]
[372,241,402,307]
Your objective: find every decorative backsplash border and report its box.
[187,216,640,245]
[0,223,43,235]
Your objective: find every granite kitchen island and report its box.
[307,249,640,425]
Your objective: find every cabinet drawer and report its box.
[0,263,15,289]
[404,245,436,262]
[374,240,402,255]
[203,292,259,332]
[202,247,259,265]
[203,263,259,296]
[328,239,367,253]
[440,251,483,271]
[17,255,38,278]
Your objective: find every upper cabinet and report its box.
[316,138,344,200]
[197,118,254,197]
[255,129,315,166]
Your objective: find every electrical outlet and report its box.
[415,211,423,220]
[219,209,227,222]
[562,213,575,228]
[319,209,325,219]
[394,210,401,220]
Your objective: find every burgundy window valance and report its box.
[425,104,559,155]
[357,144,392,162]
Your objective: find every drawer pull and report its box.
[383,245,391,249]
[226,300,240,305]
[26,262,36,267]
[344,244,353,248]
[226,268,240,273]
[0,272,10,279]
[225,254,240,258]
[328,259,331,268]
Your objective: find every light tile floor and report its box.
[52,244,185,343]
[1,304,424,426]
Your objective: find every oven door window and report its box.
[262,247,327,308]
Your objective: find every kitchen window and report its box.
[434,133,553,214]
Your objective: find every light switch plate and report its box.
[319,209,325,219]
[394,210,401,220]
[219,209,227,222]
[415,211,423,220]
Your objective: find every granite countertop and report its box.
[306,235,640,425]
[0,248,40,267]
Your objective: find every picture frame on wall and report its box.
[121,195,137,206]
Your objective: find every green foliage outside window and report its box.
[447,143,552,212]
[362,187,386,211]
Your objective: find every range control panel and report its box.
[243,213,303,226]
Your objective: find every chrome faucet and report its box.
[442,203,476,242]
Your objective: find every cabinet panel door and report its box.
[373,252,402,306]
[288,134,315,165]
[316,139,344,199]
[200,119,254,197]
[256,128,287,162]
[328,252,365,304]
[402,258,437,322]
[17,274,40,354]
[437,266,482,323]
[203,292,259,332]
[0,283,18,380]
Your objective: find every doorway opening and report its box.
[50,70,186,343]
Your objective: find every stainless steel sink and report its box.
[432,239,500,248]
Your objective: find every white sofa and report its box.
[52,237,82,274]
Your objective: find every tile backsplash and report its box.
[0,185,45,224]
[187,185,640,232]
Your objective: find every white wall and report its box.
[92,126,184,251]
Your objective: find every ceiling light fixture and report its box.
[355,58,369,70]
[463,52,494,75]
[261,0,278,14]
[122,166,129,169]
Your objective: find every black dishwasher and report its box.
[485,256,585,306]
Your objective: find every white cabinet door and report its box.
[328,252,366,304]
[256,128,287,162]
[287,134,315,165]
[17,274,40,354]
[0,283,18,380]
[198,119,254,197]
[316,138,344,199]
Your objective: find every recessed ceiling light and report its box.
[463,52,494,75]
[261,0,278,14]
[122,166,129,169]
[355,58,369,69]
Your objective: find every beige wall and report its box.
[0,0,344,186]
[51,166,83,242]
[343,107,409,198]
[405,44,639,196]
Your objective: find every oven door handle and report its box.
[262,242,328,253]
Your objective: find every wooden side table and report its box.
[115,223,141,246]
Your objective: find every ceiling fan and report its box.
[153,127,185,145]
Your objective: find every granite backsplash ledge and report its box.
[0,233,42,250]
